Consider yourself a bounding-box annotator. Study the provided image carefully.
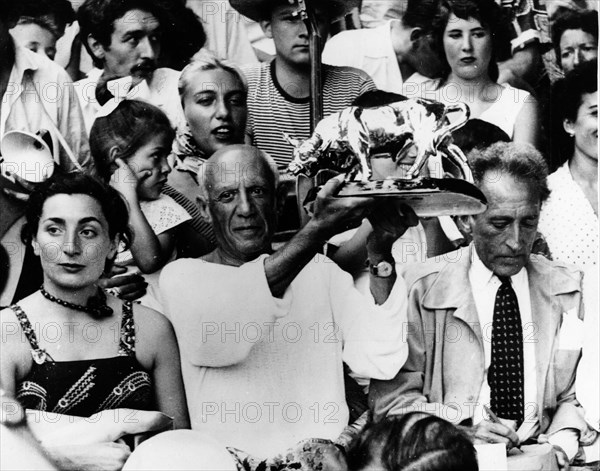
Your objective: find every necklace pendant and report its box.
[31,349,48,365]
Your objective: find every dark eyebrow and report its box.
[80,217,103,225]
[44,217,65,224]
[121,29,145,39]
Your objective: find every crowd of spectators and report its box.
[1,0,597,470]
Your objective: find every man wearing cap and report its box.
[230,0,376,170]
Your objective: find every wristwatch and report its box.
[368,260,394,278]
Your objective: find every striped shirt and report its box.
[241,61,376,169]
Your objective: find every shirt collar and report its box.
[175,155,204,178]
[471,246,527,287]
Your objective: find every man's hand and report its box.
[309,175,375,240]
[464,420,521,449]
[265,176,373,298]
[45,442,131,471]
[367,201,418,253]
[98,266,148,301]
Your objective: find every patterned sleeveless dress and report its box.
[12,302,154,416]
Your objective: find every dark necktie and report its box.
[488,276,524,424]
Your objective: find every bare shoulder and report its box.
[1,306,21,345]
[0,306,33,385]
[133,304,174,351]
[129,303,177,369]
[131,303,175,339]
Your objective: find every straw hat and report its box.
[229,0,359,22]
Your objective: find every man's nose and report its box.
[505,224,522,252]
[237,189,255,217]
[298,20,309,38]
[138,36,157,60]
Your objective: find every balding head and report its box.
[198,145,280,202]
[197,145,282,265]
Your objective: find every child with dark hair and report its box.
[346,412,479,471]
[90,99,191,310]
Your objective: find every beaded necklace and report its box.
[39,286,113,319]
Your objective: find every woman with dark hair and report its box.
[346,412,478,471]
[539,61,598,451]
[405,0,540,147]
[0,173,189,467]
[540,60,597,264]
[551,9,598,74]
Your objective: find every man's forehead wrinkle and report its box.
[115,10,160,30]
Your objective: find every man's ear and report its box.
[260,19,273,39]
[409,27,424,45]
[197,195,213,223]
[563,118,575,137]
[108,146,120,161]
[87,34,106,62]
[456,215,475,237]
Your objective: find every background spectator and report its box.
[551,9,598,74]
[9,0,75,61]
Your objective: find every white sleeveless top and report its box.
[477,84,532,138]
[402,80,531,138]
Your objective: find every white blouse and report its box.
[539,162,598,268]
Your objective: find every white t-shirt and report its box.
[160,253,408,457]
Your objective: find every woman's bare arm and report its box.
[513,96,541,149]
[134,305,190,429]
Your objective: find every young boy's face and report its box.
[261,2,330,70]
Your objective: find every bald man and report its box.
[159,144,415,463]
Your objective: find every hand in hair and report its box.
[110,158,177,274]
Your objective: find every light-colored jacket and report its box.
[370,245,587,437]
